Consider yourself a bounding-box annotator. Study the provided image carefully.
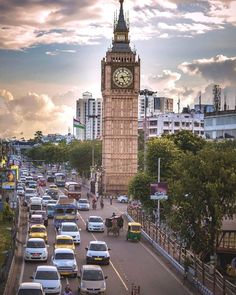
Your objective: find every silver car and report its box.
[24,238,48,262]
[77,198,90,211]
[78,265,107,295]
[52,248,78,277]
[86,216,104,232]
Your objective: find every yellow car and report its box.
[49,184,58,190]
[54,235,75,251]
[29,224,47,242]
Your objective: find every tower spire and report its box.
[115,0,128,32]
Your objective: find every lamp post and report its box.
[139,89,157,171]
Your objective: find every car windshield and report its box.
[26,189,35,194]
[30,218,42,223]
[62,225,77,232]
[65,208,76,214]
[30,205,41,211]
[55,253,74,260]
[35,270,59,280]
[89,217,102,223]
[89,244,107,251]
[83,270,104,281]
[79,200,88,204]
[131,225,141,231]
[31,227,45,233]
[18,290,42,295]
[27,241,45,248]
[47,205,55,210]
[57,239,73,245]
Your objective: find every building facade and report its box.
[101,0,140,194]
[204,110,236,140]
[138,112,204,138]
[76,92,102,141]
[138,94,173,119]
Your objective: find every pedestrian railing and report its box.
[128,208,236,295]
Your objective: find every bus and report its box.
[55,172,66,187]
[64,181,81,201]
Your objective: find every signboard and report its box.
[1,169,17,190]
[150,182,168,200]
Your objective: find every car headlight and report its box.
[87,252,92,257]
[101,282,106,291]
[25,250,30,255]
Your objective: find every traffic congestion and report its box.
[16,165,192,295]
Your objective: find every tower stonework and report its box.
[101,0,140,195]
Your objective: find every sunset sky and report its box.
[0,0,236,138]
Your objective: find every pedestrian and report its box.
[110,196,113,205]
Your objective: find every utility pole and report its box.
[157,158,161,226]
[139,89,157,171]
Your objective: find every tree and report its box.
[128,172,155,207]
[146,137,182,180]
[167,146,236,257]
[34,130,43,143]
[163,130,206,154]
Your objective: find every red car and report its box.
[37,178,46,186]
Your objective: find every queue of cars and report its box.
[17,166,110,295]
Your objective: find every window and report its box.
[174,122,180,127]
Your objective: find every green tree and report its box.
[146,137,182,180]
[167,146,236,256]
[34,130,43,143]
[163,130,206,154]
[128,172,155,207]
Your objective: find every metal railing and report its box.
[128,208,236,295]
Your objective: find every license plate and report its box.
[94,258,102,261]
[32,253,40,256]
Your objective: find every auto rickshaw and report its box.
[126,222,141,242]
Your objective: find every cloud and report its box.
[148,70,181,90]
[0,89,74,138]
[46,49,76,56]
[178,55,236,86]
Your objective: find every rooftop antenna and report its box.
[224,90,227,111]
[199,91,202,112]
[177,94,180,114]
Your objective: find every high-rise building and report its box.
[76,92,102,141]
[101,0,140,194]
[138,94,173,118]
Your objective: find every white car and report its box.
[78,265,107,295]
[52,248,78,277]
[77,198,90,211]
[17,187,25,196]
[59,222,81,244]
[24,238,48,262]
[41,195,52,206]
[17,282,45,295]
[86,216,104,232]
[117,195,128,203]
[31,265,61,294]
[86,241,110,265]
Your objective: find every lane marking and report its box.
[79,214,129,292]
[139,241,194,295]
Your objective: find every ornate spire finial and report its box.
[115,0,128,32]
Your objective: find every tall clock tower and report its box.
[101,0,140,195]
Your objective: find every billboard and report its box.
[150,182,168,200]
[1,169,17,190]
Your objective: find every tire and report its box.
[121,200,125,203]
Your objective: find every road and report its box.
[20,185,195,295]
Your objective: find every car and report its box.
[52,248,78,277]
[24,188,38,205]
[47,199,57,205]
[24,238,48,262]
[49,184,58,190]
[29,224,48,243]
[29,214,44,227]
[47,175,55,182]
[47,204,56,218]
[46,189,58,199]
[27,181,37,189]
[78,265,107,295]
[31,265,61,295]
[86,216,104,232]
[117,195,128,203]
[17,187,25,196]
[54,235,75,251]
[77,198,90,211]
[86,241,110,265]
[17,282,45,295]
[58,222,80,244]
[41,195,52,206]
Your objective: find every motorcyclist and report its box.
[63,284,72,295]
[112,212,116,218]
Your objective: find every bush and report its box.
[2,203,14,221]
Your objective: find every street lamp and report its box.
[139,89,157,171]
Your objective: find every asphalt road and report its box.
[20,185,195,295]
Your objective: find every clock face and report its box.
[113,67,133,88]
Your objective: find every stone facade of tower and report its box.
[101,0,140,195]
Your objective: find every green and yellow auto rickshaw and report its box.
[126,222,141,242]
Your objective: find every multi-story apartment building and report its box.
[204,110,236,140]
[76,92,102,141]
[138,112,204,138]
[138,94,173,118]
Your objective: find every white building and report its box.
[204,110,236,140]
[138,94,173,119]
[138,112,204,138]
[76,92,102,141]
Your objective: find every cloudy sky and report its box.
[0,0,236,138]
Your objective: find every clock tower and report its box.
[101,0,140,195]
